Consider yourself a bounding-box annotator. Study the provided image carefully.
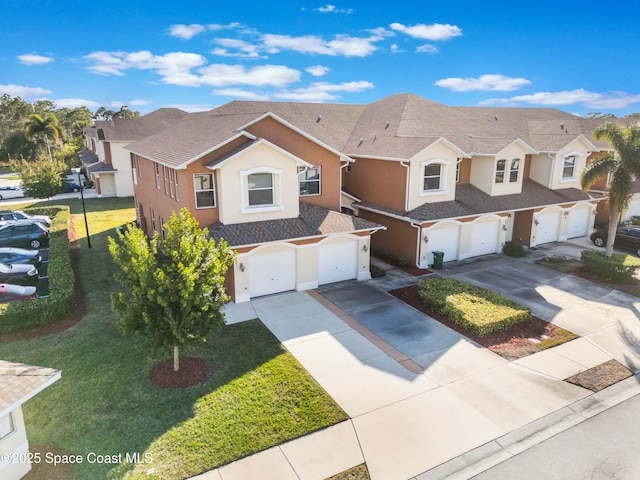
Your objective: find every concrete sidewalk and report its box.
[195,240,640,480]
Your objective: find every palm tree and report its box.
[24,113,63,160]
[581,122,640,257]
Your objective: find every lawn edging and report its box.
[0,206,75,333]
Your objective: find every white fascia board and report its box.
[497,138,539,156]
[207,138,312,171]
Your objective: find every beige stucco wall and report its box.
[549,137,591,190]
[406,141,459,211]
[470,143,530,196]
[110,142,135,197]
[96,173,117,197]
[528,153,554,188]
[216,142,302,225]
[469,155,495,195]
[0,407,31,480]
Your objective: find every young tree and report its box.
[10,157,67,199]
[109,208,235,371]
[24,113,64,160]
[581,122,640,257]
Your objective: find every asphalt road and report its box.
[471,394,640,480]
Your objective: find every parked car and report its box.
[0,186,25,200]
[64,182,81,193]
[0,261,38,286]
[0,210,51,227]
[0,247,42,267]
[0,283,37,303]
[0,222,50,249]
[590,226,640,256]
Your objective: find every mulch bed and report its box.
[326,464,371,480]
[372,255,432,276]
[389,285,577,361]
[149,357,211,388]
[565,359,633,392]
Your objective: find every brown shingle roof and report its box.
[125,93,612,166]
[360,179,602,223]
[207,202,382,247]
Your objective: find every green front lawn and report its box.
[2,197,346,479]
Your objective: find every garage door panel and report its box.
[426,226,459,264]
[319,240,357,285]
[470,220,500,257]
[536,211,561,245]
[249,249,296,298]
[568,207,590,239]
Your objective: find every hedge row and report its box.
[581,250,640,282]
[417,277,531,337]
[0,206,75,334]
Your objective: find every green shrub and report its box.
[631,216,640,226]
[0,206,75,333]
[503,241,527,258]
[369,264,387,278]
[417,277,531,337]
[581,250,640,282]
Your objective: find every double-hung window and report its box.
[248,173,274,206]
[510,158,521,183]
[563,155,576,179]
[495,159,506,183]
[298,166,321,196]
[0,413,14,440]
[194,173,216,208]
[423,163,442,191]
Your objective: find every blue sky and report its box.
[2,0,640,116]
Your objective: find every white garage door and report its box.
[248,249,296,298]
[567,207,590,239]
[535,211,561,245]
[318,239,358,285]
[426,225,460,265]
[470,220,500,257]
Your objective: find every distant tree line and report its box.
[0,94,139,164]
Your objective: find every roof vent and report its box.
[385,120,390,129]
[316,114,323,123]
[358,138,364,146]
[494,115,498,121]
[560,123,564,130]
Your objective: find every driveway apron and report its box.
[221,245,640,480]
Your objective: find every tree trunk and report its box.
[173,345,180,372]
[44,136,52,161]
[606,204,620,258]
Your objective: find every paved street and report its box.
[214,240,640,480]
[471,394,640,480]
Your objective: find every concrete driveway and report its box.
[219,242,640,480]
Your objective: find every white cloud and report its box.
[261,33,382,57]
[129,99,151,106]
[275,80,374,102]
[213,88,271,100]
[435,74,531,92]
[52,98,100,108]
[482,89,640,109]
[389,22,462,41]
[0,84,52,97]
[18,54,54,65]
[416,44,438,54]
[315,5,354,14]
[212,38,262,58]
[306,65,330,76]
[207,22,242,31]
[84,50,207,85]
[169,24,206,40]
[198,64,301,87]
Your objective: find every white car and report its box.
[0,210,51,227]
[0,186,24,200]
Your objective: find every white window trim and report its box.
[298,165,322,197]
[495,159,507,184]
[509,158,521,183]
[560,152,581,182]
[420,159,449,196]
[0,412,14,440]
[155,162,161,189]
[193,173,216,209]
[240,167,284,213]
